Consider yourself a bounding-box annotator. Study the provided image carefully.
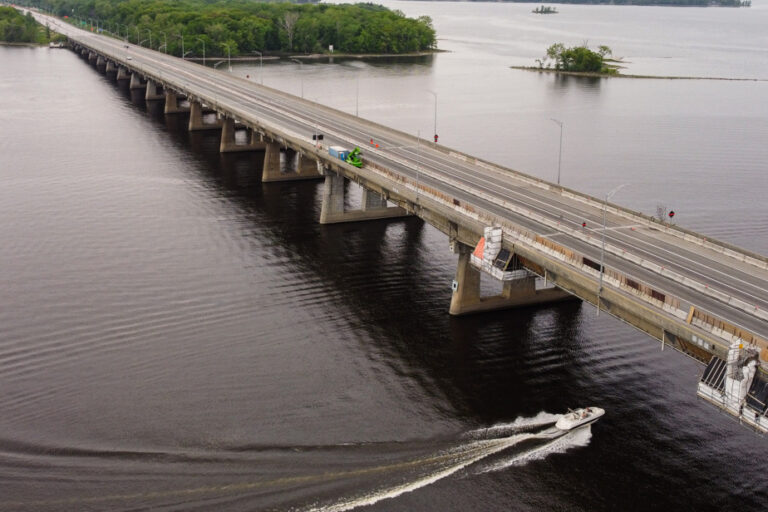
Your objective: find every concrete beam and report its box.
[448,244,574,315]
[188,101,222,131]
[319,170,409,224]
[262,143,323,182]
[219,118,267,153]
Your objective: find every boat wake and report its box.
[1,412,595,511]
[300,411,594,512]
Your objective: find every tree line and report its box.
[0,5,49,42]
[18,0,437,56]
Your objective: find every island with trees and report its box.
[538,43,617,74]
[13,0,437,56]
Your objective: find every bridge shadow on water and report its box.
[113,78,594,427]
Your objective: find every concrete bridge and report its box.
[32,14,768,382]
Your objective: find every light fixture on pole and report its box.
[597,183,628,317]
[550,118,563,186]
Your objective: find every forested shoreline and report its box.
[0,5,57,42]
[14,0,436,56]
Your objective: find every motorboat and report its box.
[556,407,605,431]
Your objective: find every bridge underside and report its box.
[68,41,766,367]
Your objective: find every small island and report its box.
[532,5,559,14]
[538,43,618,74]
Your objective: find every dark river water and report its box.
[1,2,767,510]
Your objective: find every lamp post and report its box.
[222,43,231,72]
[159,31,167,53]
[428,90,437,145]
[253,50,263,84]
[416,130,421,201]
[134,26,140,44]
[145,28,152,49]
[597,183,628,317]
[355,76,359,117]
[176,33,184,58]
[196,37,205,66]
[290,58,304,98]
[550,118,563,186]
[214,60,225,70]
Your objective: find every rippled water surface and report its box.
[1,2,767,510]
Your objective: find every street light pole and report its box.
[550,118,563,186]
[197,37,205,66]
[176,33,184,58]
[291,58,304,98]
[428,90,437,145]
[597,183,628,317]
[416,130,421,201]
[253,50,263,84]
[355,76,359,117]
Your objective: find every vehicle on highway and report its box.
[328,145,363,168]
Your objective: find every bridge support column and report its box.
[145,80,164,101]
[319,170,408,224]
[261,143,322,182]
[88,51,97,64]
[96,55,106,71]
[188,101,222,131]
[219,118,266,152]
[164,91,189,114]
[105,60,116,77]
[449,244,574,315]
[129,72,146,90]
[116,67,130,81]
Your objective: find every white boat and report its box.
[556,407,605,431]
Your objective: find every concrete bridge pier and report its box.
[449,244,574,315]
[105,60,117,77]
[116,67,130,82]
[145,80,165,101]
[129,72,146,90]
[164,91,190,114]
[219,118,266,152]
[188,101,222,131]
[319,170,409,224]
[88,51,97,64]
[96,55,106,72]
[261,143,322,182]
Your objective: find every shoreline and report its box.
[510,66,766,81]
